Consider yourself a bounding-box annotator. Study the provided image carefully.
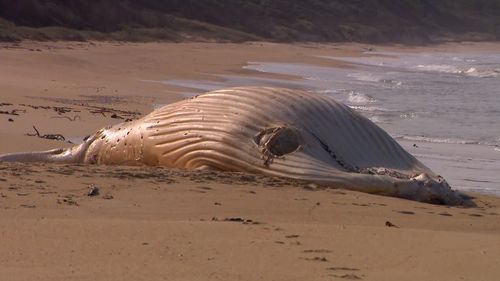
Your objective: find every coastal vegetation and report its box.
[1,0,499,43]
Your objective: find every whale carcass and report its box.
[0,87,463,205]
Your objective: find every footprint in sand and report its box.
[20,204,36,208]
[329,273,363,280]
[197,186,214,191]
[327,267,360,271]
[303,249,333,254]
[327,267,363,279]
[352,203,369,207]
[468,213,483,217]
[301,256,328,262]
[395,210,416,215]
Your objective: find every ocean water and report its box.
[159,50,500,195]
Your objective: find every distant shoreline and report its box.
[1,25,498,45]
[2,1,500,44]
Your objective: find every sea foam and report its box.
[415,64,499,78]
[347,91,376,104]
[395,135,480,145]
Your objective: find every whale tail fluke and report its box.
[0,148,67,163]
[0,145,86,164]
[0,135,97,164]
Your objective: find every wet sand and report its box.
[1,41,500,281]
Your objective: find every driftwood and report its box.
[50,115,81,121]
[26,126,69,142]
[0,109,25,116]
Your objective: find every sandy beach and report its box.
[1,41,500,280]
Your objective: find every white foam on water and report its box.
[463,67,500,78]
[465,67,477,74]
[396,135,480,145]
[415,64,463,74]
[347,72,403,87]
[244,62,268,73]
[399,112,417,119]
[413,64,499,78]
[451,56,477,63]
[347,91,376,104]
[349,105,393,112]
[380,79,402,86]
[347,72,382,82]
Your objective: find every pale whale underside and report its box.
[0,87,463,205]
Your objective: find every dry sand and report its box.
[1,41,499,281]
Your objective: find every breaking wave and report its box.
[414,64,500,78]
[347,91,376,104]
[415,64,462,74]
[347,72,403,86]
[463,67,500,78]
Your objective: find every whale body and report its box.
[0,87,463,204]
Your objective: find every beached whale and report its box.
[0,87,463,205]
